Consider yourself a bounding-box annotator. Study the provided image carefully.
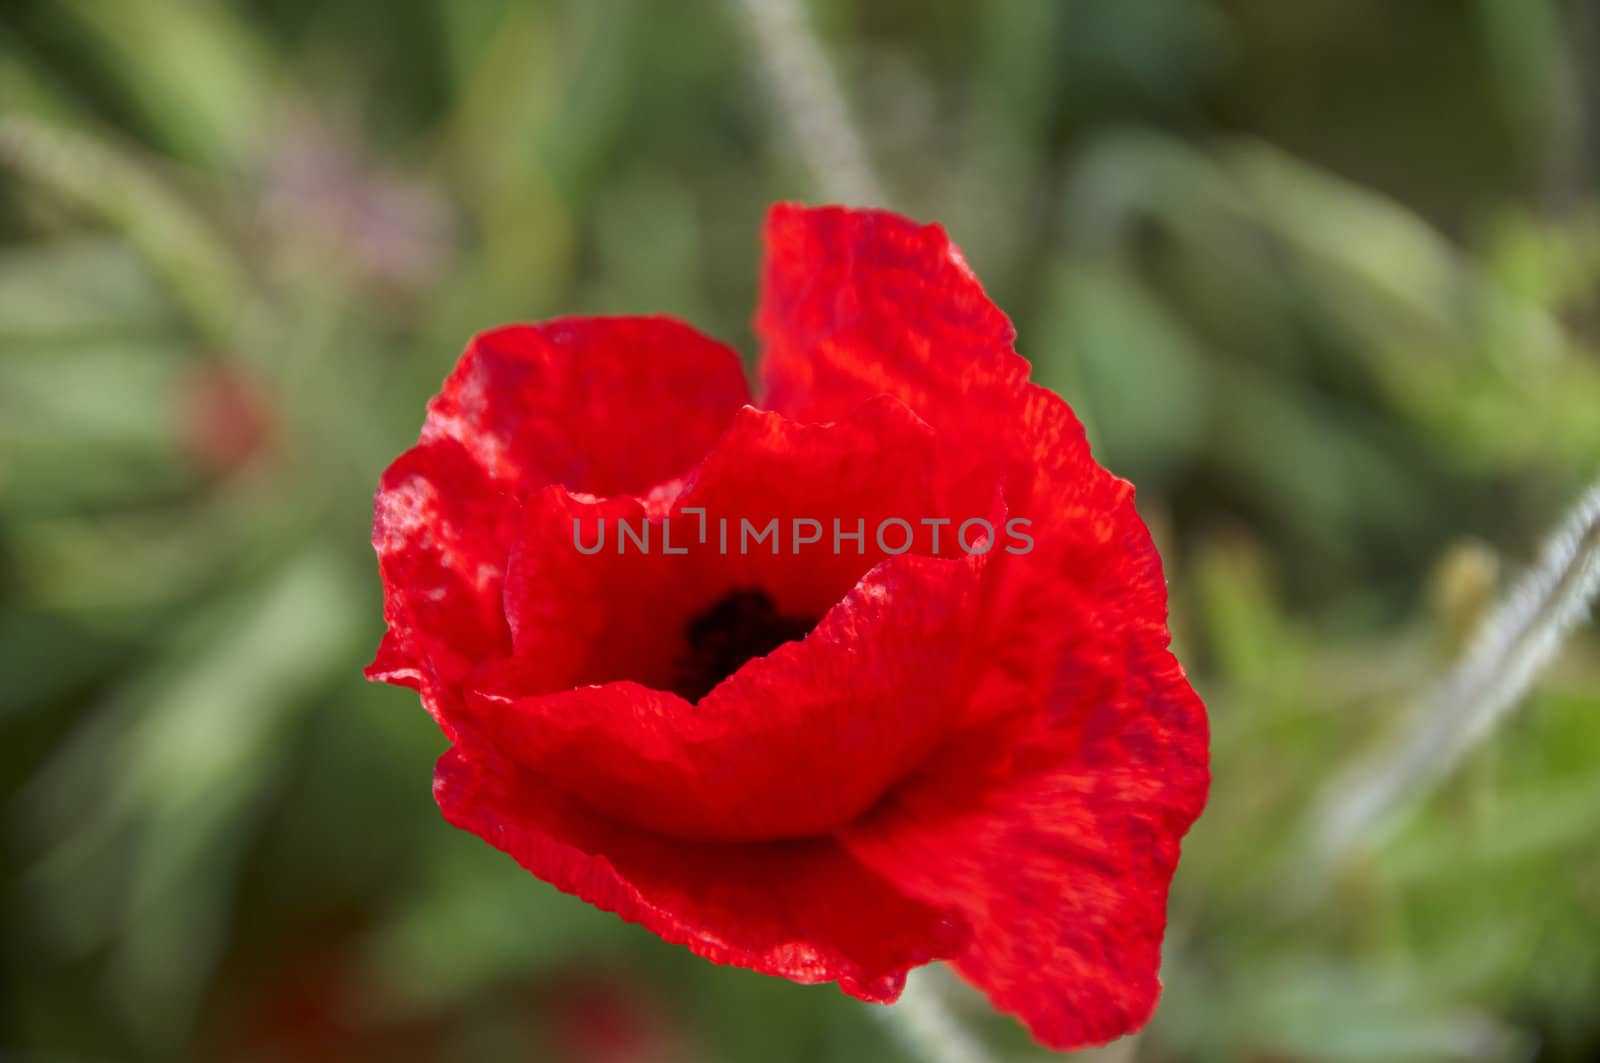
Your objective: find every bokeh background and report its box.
[3,1,1599,1060]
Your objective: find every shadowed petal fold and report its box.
[467,551,985,843]
[435,746,970,1002]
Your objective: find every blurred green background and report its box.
[2,1,1598,1060]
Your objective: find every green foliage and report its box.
[1,1,1596,1060]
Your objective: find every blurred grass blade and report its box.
[54,0,275,167]
[0,236,173,341]
[0,114,248,339]
[729,0,885,206]
[1314,474,1600,861]
[875,967,999,1063]
[19,548,364,1049]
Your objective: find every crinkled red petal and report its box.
[960,385,1163,730]
[480,396,999,842]
[372,208,1211,1049]
[756,203,1027,435]
[838,634,1207,1047]
[434,745,970,1001]
[425,316,749,496]
[367,437,515,739]
[468,550,983,842]
[498,397,990,692]
[755,204,1210,1047]
[368,316,749,736]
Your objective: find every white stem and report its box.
[729,0,886,206]
[876,967,1002,1063]
[1314,473,1600,860]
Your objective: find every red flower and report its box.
[368,204,1209,1049]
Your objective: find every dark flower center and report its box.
[673,590,818,703]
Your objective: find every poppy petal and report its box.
[756,204,1026,433]
[434,745,970,1000]
[426,316,750,497]
[840,642,1207,1049]
[837,387,1208,1048]
[467,550,983,843]
[963,384,1165,728]
[369,207,1212,1049]
[369,316,750,735]
[497,397,989,694]
[367,437,514,739]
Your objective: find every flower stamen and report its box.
[674,589,818,702]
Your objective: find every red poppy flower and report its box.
[368,204,1209,1049]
